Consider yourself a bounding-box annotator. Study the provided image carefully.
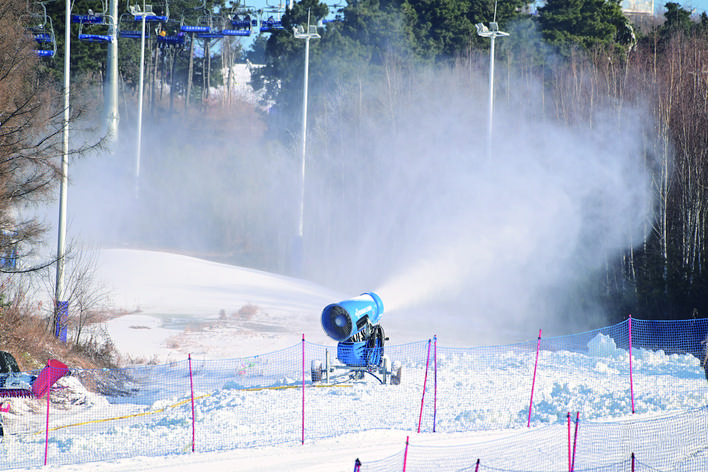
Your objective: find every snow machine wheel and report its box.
[311,360,323,383]
[390,360,402,385]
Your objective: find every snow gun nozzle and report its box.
[321,292,384,342]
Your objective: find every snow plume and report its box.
[57,56,654,348]
[303,64,655,346]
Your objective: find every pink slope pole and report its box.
[403,436,409,472]
[571,411,579,472]
[527,329,542,428]
[44,380,50,466]
[433,335,437,433]
[41,359,67,466]
[417,339,432,434]
[628,315,635,414]
[567,412,571,472]
[301,333,305,445]
[474,458,480,472]
[188,354,196,452]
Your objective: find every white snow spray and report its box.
[303,64,654,346]
[54,54,655,348]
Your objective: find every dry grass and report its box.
[234,304,258,320]
[0,293,120,372]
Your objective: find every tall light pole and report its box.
[292,12,320,275]
[130,2,151,199]
[106,0,119,144]
[55,0,72,339]
[475,21,508,160]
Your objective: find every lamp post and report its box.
[292,12,320,275]
[106,0,119,144]
[130,2,151,199]
[54,0,72,339]
[475,21,508,160]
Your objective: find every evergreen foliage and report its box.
[537,0,634,53]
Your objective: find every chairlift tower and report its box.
[475,21,508,161]
[292,13,320,276]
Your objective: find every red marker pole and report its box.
[571,412,579,472]
[302,333,305,444]
[628,315,635,414]
[433,335,437,433]
[44,379,50,466]
[189,354,196,452]
[403,436,410,472]
[417,339,432,433]
[528,329,542,427]
[567,412,571,472]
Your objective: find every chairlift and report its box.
[223,11,254,36]
[24,2,56,57]
[257,2,285,33]
[72,3,114,43]
[119,3,167,38]
[157,31,185,47]
[259,15,283,33]
[156,17,184,48]
[197,30,224,39]
[136,13,168,22]
[118,12,150,38]
[200,13,231,39]
[180,10,211,33]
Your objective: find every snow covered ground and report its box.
[3,249,708,471]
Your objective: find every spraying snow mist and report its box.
[302,65,654,345]
[59,56,655,348]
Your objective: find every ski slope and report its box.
[4,249,707,472]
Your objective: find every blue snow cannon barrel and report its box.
[321,292,384,342]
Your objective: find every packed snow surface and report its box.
[2,249,707,471]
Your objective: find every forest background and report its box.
[3,0,708,363]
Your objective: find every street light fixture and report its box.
[475,21,508,160]
[292,12,320,275]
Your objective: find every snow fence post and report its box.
[571,411,579,472]
[628,315,635,414]
[40,360,67,466]
[567,412,571,472]
[417,339,431,434]
[433,335,437,433]
[402,435,409,472]
[44,379,50,466]
[301,333,305,445]
[189,354,195,452]
[528,329,542,427]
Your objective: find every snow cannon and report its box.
[314,292,401,385]
[321,292,384,342]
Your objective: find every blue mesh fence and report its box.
[0,317,706,469]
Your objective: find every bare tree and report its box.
[41,243,111,346]
[1,0,101,277]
